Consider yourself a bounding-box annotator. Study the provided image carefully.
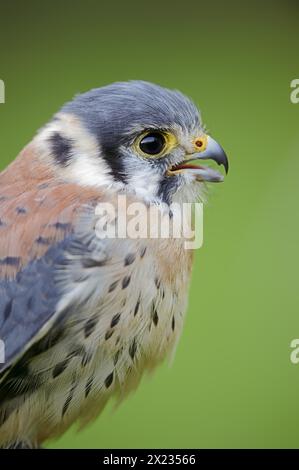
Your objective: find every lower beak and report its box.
[169,135,229,182]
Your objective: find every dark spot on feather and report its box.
[52,222,72,231]
[23,338,58,368]
[68,345,85,359]
[30,327,64,355]
[53,358,70,378]
[85,376,93,397]
[81,352,93,367]
[16,207,27,215]
[105,372,114,388]
[152,308,159,326]
[0,257,21,267]
[134,298,140,317]
[0,219,6,227]
[124,253,136,266]
[114,349,121,366]
[109,280,119,292]
[129,338,137,360]
[35,236,51,245]
[140,247,147,258]
[62,381,76,417]
[155,277,161,289]
[84,316,98,338]
[50,132,73,166]
[115,335,121,345]
[38,182,49,190]
[82,257,107,268]
[122,276,131,289]
[105,329,114,340]
[111,313,121,328]
[172,316,175,331]
[3,299,13,321]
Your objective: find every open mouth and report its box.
[167,161,225,183]
[167,136,229,183]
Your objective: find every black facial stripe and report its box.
[100,142,128,184]
[157,176,181,205]
[49,132,73,166]
[0,257,21,267]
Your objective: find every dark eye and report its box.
[139,132,166,156]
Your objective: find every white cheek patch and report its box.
[120,154,162,202]
[128,167,161,201]
[33,112,115,188]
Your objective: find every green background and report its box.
[0,0,299,449]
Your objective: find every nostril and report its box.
[195,139,204,149]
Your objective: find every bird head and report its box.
[35,81,228,204]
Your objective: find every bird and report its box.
[0,81,228,449]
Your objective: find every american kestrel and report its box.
[0,81,228,448]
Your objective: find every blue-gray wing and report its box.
[0,176,114,377]
[0,239,71,374]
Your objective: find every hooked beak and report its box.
[168,135,229,182]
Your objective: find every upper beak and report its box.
[168,135,229,183]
